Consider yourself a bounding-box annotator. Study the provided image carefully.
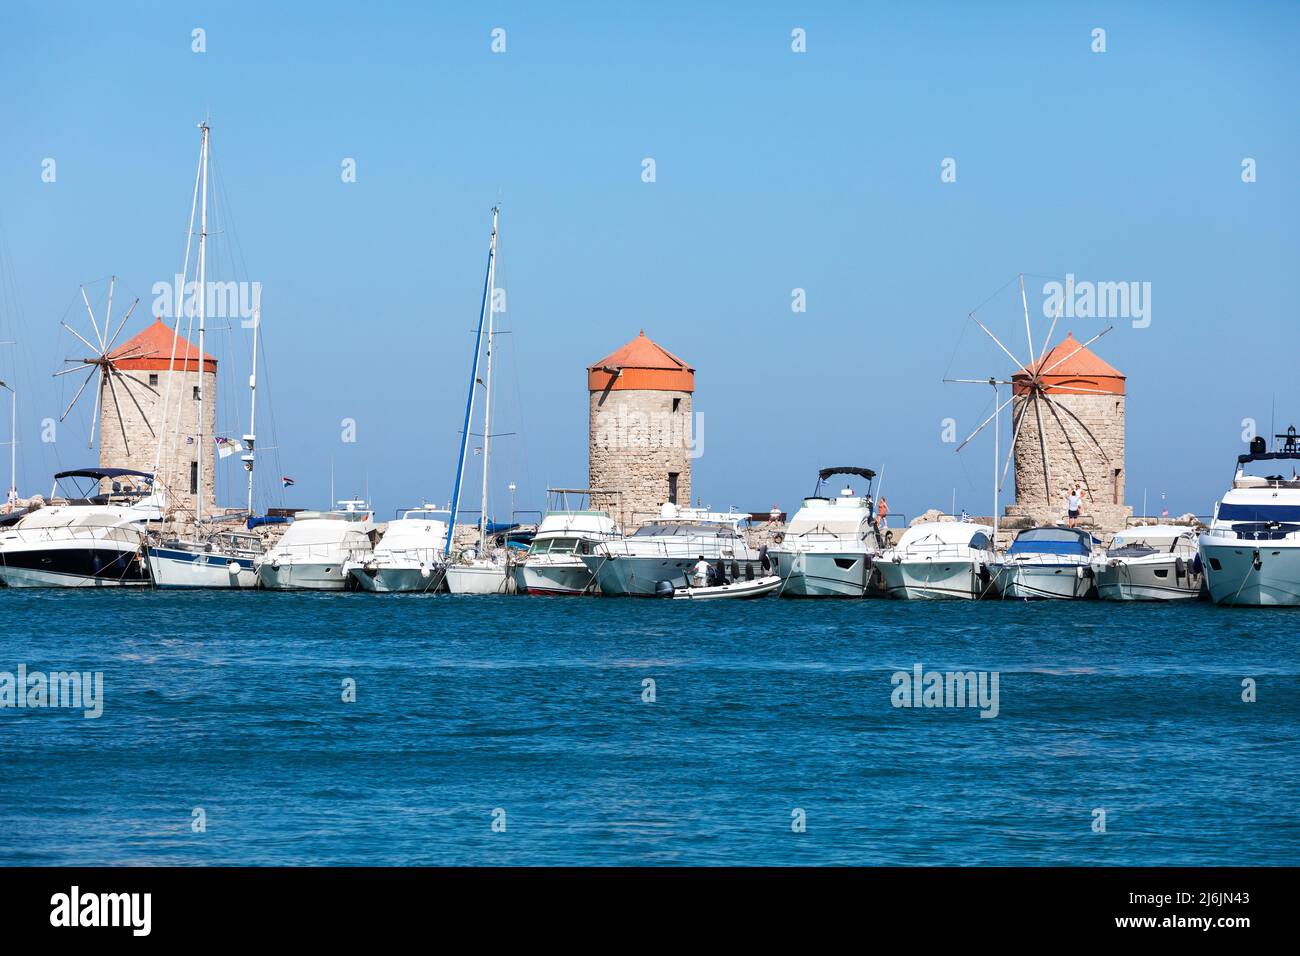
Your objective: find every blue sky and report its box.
[1,1,1297,523]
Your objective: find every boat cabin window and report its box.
[1218,503,1300,523]
[967,532,991,551]
[532,537,579,554]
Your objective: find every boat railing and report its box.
[601,537,750,559]
[270,541,374,562]
[1202,524,1300,542]
[0,523,145,547]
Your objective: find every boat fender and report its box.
[420,564,431,578]
[1252,549,1262,571]
[1174,556,1186,577]
[227,560,241,575]
[654,579,675,599]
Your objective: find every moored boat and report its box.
[257,500,376,591]
[876,520,997,600]
[1199,428,1300,606]
[512,489,620,595]
[1093,524,1203,601]
[579,502,761,597]
[346,506,450,593]
[770,467,884,597]
[988,525,1100,600]
[0,468,161,588]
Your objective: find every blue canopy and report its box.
[1008,526,1095,556]
[248,514,293,530]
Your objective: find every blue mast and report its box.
[446,206,498,555]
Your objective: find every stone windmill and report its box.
[949,275,1130,533]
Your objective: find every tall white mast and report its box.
[195,122,210,527]
[477,207,499,552]
[243,305,259,516]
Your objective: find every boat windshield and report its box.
[1218,503,1300,523]
[1008,527,1094,556]
[631,523,736,538]
[531,537,580,554]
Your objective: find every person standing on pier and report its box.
[1066,484,1085,528]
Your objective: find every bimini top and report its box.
[1237,451,1300,465]
[55,468,154,482]
[818,466,876,483]
[1008,525,1098,556]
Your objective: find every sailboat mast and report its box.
[446,205,498,556]
[195,122,210,527]
[477,211,499,552]
[245,305,259,517]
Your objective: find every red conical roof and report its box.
[108,319,217,373]
[1013,332,1124,395]
[588,330,694,392]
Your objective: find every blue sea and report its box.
[0,591,1296,866]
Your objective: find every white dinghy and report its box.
[666,574,781,600]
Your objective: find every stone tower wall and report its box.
[588,388,693,530]
[97,367,218,518]
[1007,392,1130,530]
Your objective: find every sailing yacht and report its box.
[443,205,516,596]
[769,467,885,597]
[512,489,620,595]
[145,122,269,588]
[876,520,997,600]
[1092,525,1203,601]
[345,506,450,593]
[1199,428,1300,606]
[0,468,162,587]
[579,502,761,597]
[257,499,376,591]
[987,525,1100,599]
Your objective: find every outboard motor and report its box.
[654,579,675,599]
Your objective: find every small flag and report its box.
[215,437,243,459]
[185,436,195,445]
[282,476,295,488]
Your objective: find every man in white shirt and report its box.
[692,555,711,588]
[1066,484,1085,527]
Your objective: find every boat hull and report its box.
[877,559,984,600]
[444,563,513,595]
[0,543,150,588]
[513,559,594,595]
[584,554,698,597]
[1199,539,1300,606]
[257,561,353,591]
[672,575,781,600]
[772,550,871,598]
[992,562,1095,600]
[1093,558,1202,601]
[348,563,447,593]
[146,547,258,589]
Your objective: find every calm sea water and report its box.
[0,590,1296,866]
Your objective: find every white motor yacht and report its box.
[0,468,162,588]
[1199,428,1300,606]
[257,499,376,591]
[346,506,450,593]
[770,467,884,597]
[876,520,997,600]
[988,525,1101,600]
[579,502,761,597]
[512,490,620,595]
[1093,524,1203,601]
